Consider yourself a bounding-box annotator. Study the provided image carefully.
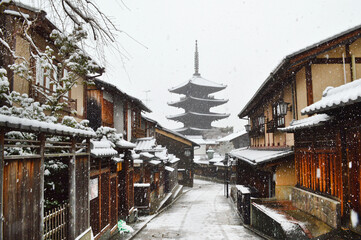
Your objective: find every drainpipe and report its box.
[352,55,356,81]
[342,53,347,84]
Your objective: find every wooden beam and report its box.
[39,133,45,240]
[86,138,91,231]
[68,137,76,240]
[0,130,4,240]
[306,64,313,106]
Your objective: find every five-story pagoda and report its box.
[167,41,229,135]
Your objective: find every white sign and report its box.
[90,178,99,200]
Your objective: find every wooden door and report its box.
[110,175,118,227]
[345,127,361,226]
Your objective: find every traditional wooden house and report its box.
[279,79,361,232]
[232,24,361,235]
[234,24,361,201]
[155,125,199,187]
[87,79,151,140]
[133,138,165,214]
[89,138,118,238]
[86,79,152,228]
[0,114,95,240]
[0,2,101,123]
[89,136,136,239]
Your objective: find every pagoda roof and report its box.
[173,126,212,133]
[168,96,228,108]
[167,111,230,122]
[169,75,226,94]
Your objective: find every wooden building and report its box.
[0,2,100,123]
[233,24,361,233]
[0,114,95,240]
[280,79,361,232]
[87,79,151,141]
[133,138,166,214]
[155,125,198,187]
[235,23,361,201]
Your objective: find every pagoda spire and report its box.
[194,40,200,76]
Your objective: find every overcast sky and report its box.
[26,0,361,131]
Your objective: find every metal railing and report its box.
[44,203,68,240]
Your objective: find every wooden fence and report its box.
[44,203,69,240]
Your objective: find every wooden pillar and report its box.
[39,133,45,240]
[86,138,91,230]
[305,64,313,106]
[68,137,77,240]
[0,130,5,240]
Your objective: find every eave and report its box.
[168,96,228,108]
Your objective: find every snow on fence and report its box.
[0,115,94,240]
[44,203,69,240]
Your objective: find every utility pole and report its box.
[143,90,151,106]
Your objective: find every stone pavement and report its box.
[131,179,262,239]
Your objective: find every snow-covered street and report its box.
[133,179,262,239]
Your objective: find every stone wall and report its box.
[291,187,341,229]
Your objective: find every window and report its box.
[272,104,285,127]
[36,58,44,86]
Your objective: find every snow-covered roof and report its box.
[165,166,175,172]
[4,9,30,18]
[193,154,210,164]
[113,155,124,162]
[154,147,168,160]
[209,155,224,163]
[229,147,293,165]
[169,154,180,163]
[167,111,230,119]
[278,114,332,132]
[169,75,226,93]
[174,126,212,133]
[217,131,247,142]
[90,139,118,158]
[132,151,140,159]
[302,79,361,115]
[214,161,226,167]
[0,114,95,137]
[186,135,207,145]
[135,137,157,151]
[140,152,154,159]
[168,95,228,106]
[116,139,136,149]
[149,160,161,165]
[94,78,151,113]
[153,121,199,146]
[134,159,143,164]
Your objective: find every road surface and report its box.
[133,179,263,239]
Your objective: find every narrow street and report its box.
[133,179,262,239]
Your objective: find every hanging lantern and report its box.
[278,101,289,116]
[245,123,251,132]
[258,115,265,125]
